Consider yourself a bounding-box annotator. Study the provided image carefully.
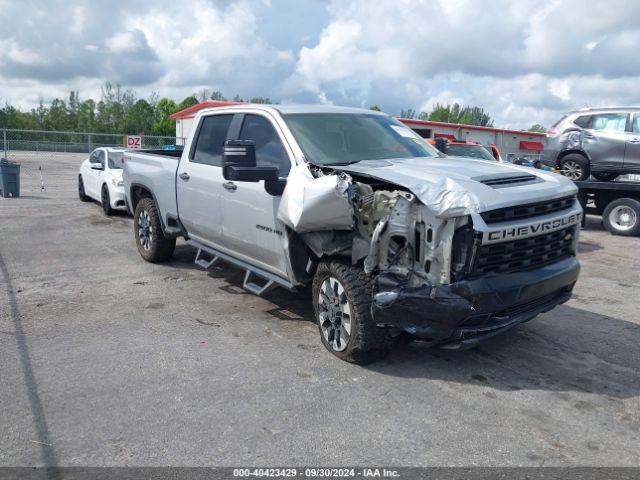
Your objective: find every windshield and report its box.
[283,113,440,165]
[108,152,124,169]
[446,144,496,161]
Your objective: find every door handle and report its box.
[223,181,237,191]
[628,138,640,144]
[178,172,190,181]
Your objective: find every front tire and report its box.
[101,184,114,216]
[78,175,89,202]
[603,198,640,236]
[312,259,392,364]
[133,197,176,262]
[558,154,590,181]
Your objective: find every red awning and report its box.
[434,133,456,140]
[519,141,544,151]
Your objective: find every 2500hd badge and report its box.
[484,211,582,244]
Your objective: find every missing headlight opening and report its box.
[277,164,470,291]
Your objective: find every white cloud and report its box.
[0,0,639,129]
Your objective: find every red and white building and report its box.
[170,101,546,160]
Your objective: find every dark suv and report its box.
[542,107,640,181]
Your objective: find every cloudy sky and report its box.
[1,0,639,129]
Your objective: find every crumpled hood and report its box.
[336,156,578,217]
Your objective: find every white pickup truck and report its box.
[123,105,582,364]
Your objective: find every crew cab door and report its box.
[582,112,628,171]
[624,113,640,173]
[175,113,234,246]
[219,113,293,276]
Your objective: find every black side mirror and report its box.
[222,140,278,182]
[434,138,448,154]
[222,139,286,196]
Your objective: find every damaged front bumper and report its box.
[372,256,580,349]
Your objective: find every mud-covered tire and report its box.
[602,198,640,236]
[312,259,393,364]
[78,175,89,202]
[558,154,590,181]
[133,197,176,262]
[101,184,114,216]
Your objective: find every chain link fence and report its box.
[0,128,185,190]
[1,128,184,159]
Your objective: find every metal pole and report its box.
[3,128,7,160]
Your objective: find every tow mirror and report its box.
[434,137,448,154]
[222,139,285,195]
[223,140,278,182]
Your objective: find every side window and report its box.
[96,150,105,165]
[89,151,99,163]
[573,115,591,128]
[590,113,627,132]
[632,115,640,134]
[238,114,290,176]
[192,114,234,166]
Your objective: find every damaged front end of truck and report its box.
[278,161,581,348]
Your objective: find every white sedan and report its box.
[78,147,128,215]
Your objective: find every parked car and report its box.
[123,105,581,364]
[542,107,640,181]
[429,138,501,162]
[78,147,128,215]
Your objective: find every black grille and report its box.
[481,196,575,224]
[471,227,576,276]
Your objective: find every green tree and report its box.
[77,99,96,132]
[125,99,154,134]
[249,97,271,104]
[400,108,416,119]
[428,103,493,127]
[369,105,381,111]
[528,123,546,133]
[45,98,72,131]
[178,95,199,111]
[210,90,226,101]
[417,111,429,120]
[152,98,178,136]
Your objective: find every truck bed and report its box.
[123,149,182,223]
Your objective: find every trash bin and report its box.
[0,158,20,198]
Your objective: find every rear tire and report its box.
[592,172,619,182]
[78,175,89,202]
[133,197,176,262]
[312,259,393,364]
[101,184,114,216]
[558,154,590,181]
[602,198,640,236]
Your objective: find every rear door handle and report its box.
[223,181,237,191]
[179,172,190,181]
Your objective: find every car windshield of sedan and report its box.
[283,113,440,166]
[446,144,496,161]
[108,152,124,169]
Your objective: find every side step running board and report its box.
[243,270,275,296]
[195,248,219,269]
[189,240,295,296]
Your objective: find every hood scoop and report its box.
[474,173,541,188]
